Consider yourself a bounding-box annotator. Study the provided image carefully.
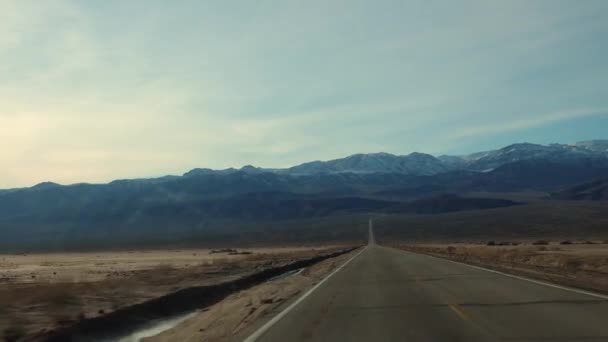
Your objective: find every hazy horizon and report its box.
[2,0,607,188]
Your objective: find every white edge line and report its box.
[243,246,367,342]
[403,249,608,300]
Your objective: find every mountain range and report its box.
[179,140,608,178]
[1,139,607,251]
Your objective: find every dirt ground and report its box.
[392,241,608,294]
[0,246,348,341]
[144,249,359,342]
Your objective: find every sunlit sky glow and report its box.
[1,0,607,188]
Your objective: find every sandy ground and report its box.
[144,249,358,342]
[0,247,339,284]
[393,241,608,294]
[0,246,347,340]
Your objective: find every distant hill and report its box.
[386,194,519,214]
[552,179,608,200]
[287,140,608,175]
[148,192,396,220]
[445,141,608,172]
[167,140,608,178]
[468,158,608,190]
[575,140,608,153]
[375,201,608,241]
[2,139,608,251]
[285,152,450,176]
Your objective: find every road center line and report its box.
[448,303,471,321]
[243,246,367,342]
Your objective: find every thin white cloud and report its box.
[449,108,608,140]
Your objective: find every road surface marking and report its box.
[404,249,608,300]
[448,303,471,321]
[243,247,367,342]
[447,301,491,337]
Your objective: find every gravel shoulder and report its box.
[392,242,608,294]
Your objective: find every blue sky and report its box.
[1,0,607,187]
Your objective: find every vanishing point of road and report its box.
[243,222,608,341]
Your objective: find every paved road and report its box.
[246,245,608,341]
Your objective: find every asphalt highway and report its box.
[245,240,608,341]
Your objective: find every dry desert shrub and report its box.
[48,290,81,308]
[3,325,25,342]
[153,263,176,273]
[564,258,583,270]
[532,240,549,245]
[19,284,82,309]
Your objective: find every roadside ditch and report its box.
[31,246,359,342]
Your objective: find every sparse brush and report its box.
[48,290,81,307]
[153,263,176,272]
[53,314,74,326]
[3,325,25,342]
[532,240,549,245]
[565,259,583,270]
